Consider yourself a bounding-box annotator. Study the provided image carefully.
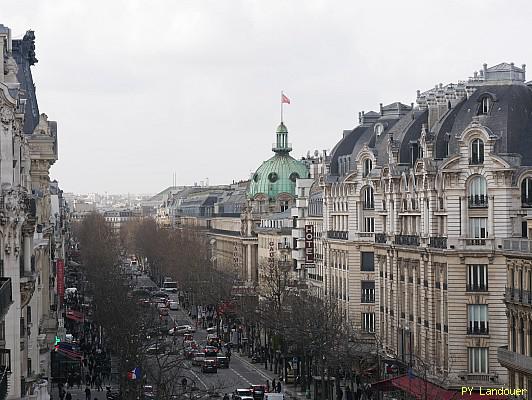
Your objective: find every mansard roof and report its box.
[445,84,532,164]
[329,63,532,174]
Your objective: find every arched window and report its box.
[363,158,372,178]
[362,187,374,209]
[470,138,484,165]
[479,97,491,115]
[521,178,532,207]
[469,176,488,207]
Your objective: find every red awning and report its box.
[372,375,508,400]
[56,348,82,360]
[65,310,84,322]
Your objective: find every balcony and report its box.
[465,238,487,246]
[393,234,420,246]
[466,284,488,292]
[375,233,387,244]
[505,287,532,306]
[467,323,489,335]
[361,295,375,304]
[468,195,488,208]
[498,345,532,375]
[429,236,447,249]
[327,230,348,240]
[503,238,532,253]
[0,278,11,320]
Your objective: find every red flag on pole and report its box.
[281,93,291,104]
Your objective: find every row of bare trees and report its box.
[120,219,235,307]
[238,259,377,400]
[74,214,207,399]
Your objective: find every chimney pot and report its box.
[522,64,526,72]
[416,90,421,97]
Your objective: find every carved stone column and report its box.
[22,225,33,274]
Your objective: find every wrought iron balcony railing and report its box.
[394,234,420,246]
[327,230,348,240]
[468,195,488,208]
[429,236,447,249]
[375,233,387,244]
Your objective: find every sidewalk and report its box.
[232,352,308,400]
[50,384,112,400]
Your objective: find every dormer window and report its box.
[363,159,373,178]
[470,139,484,165]
[479,96,491,115]
[374,123,384,136]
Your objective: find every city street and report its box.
[134,275,271,396]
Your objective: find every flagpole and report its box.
[281,90,283,123]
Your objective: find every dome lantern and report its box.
[272,122,292,154]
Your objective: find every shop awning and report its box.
[56,347,82,360]
[65,310,85,322]
[372,374,507,400]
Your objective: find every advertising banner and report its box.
[56,259,65,305]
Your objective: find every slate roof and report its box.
[12,31,40,135]
[446,84,532,164]
[328,63,532,173]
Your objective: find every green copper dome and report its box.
[248,122,309,199]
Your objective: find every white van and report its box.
[162,281,178,293]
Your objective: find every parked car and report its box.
[202,359,218,373]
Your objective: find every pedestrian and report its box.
[65,392,72,400]
[266,380,270,392]
[96,374,103,391]
[345,386,353,400]
[271,379,276,392]
[85,373,91,386]
[85,386,91,400]
[276,381,281,393]
[67,374,74,389]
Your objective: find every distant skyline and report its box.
[4,0,532,193]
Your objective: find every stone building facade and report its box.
[320,62,532,390]
[0,25,64,399]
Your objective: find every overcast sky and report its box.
[4,0,531,194]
